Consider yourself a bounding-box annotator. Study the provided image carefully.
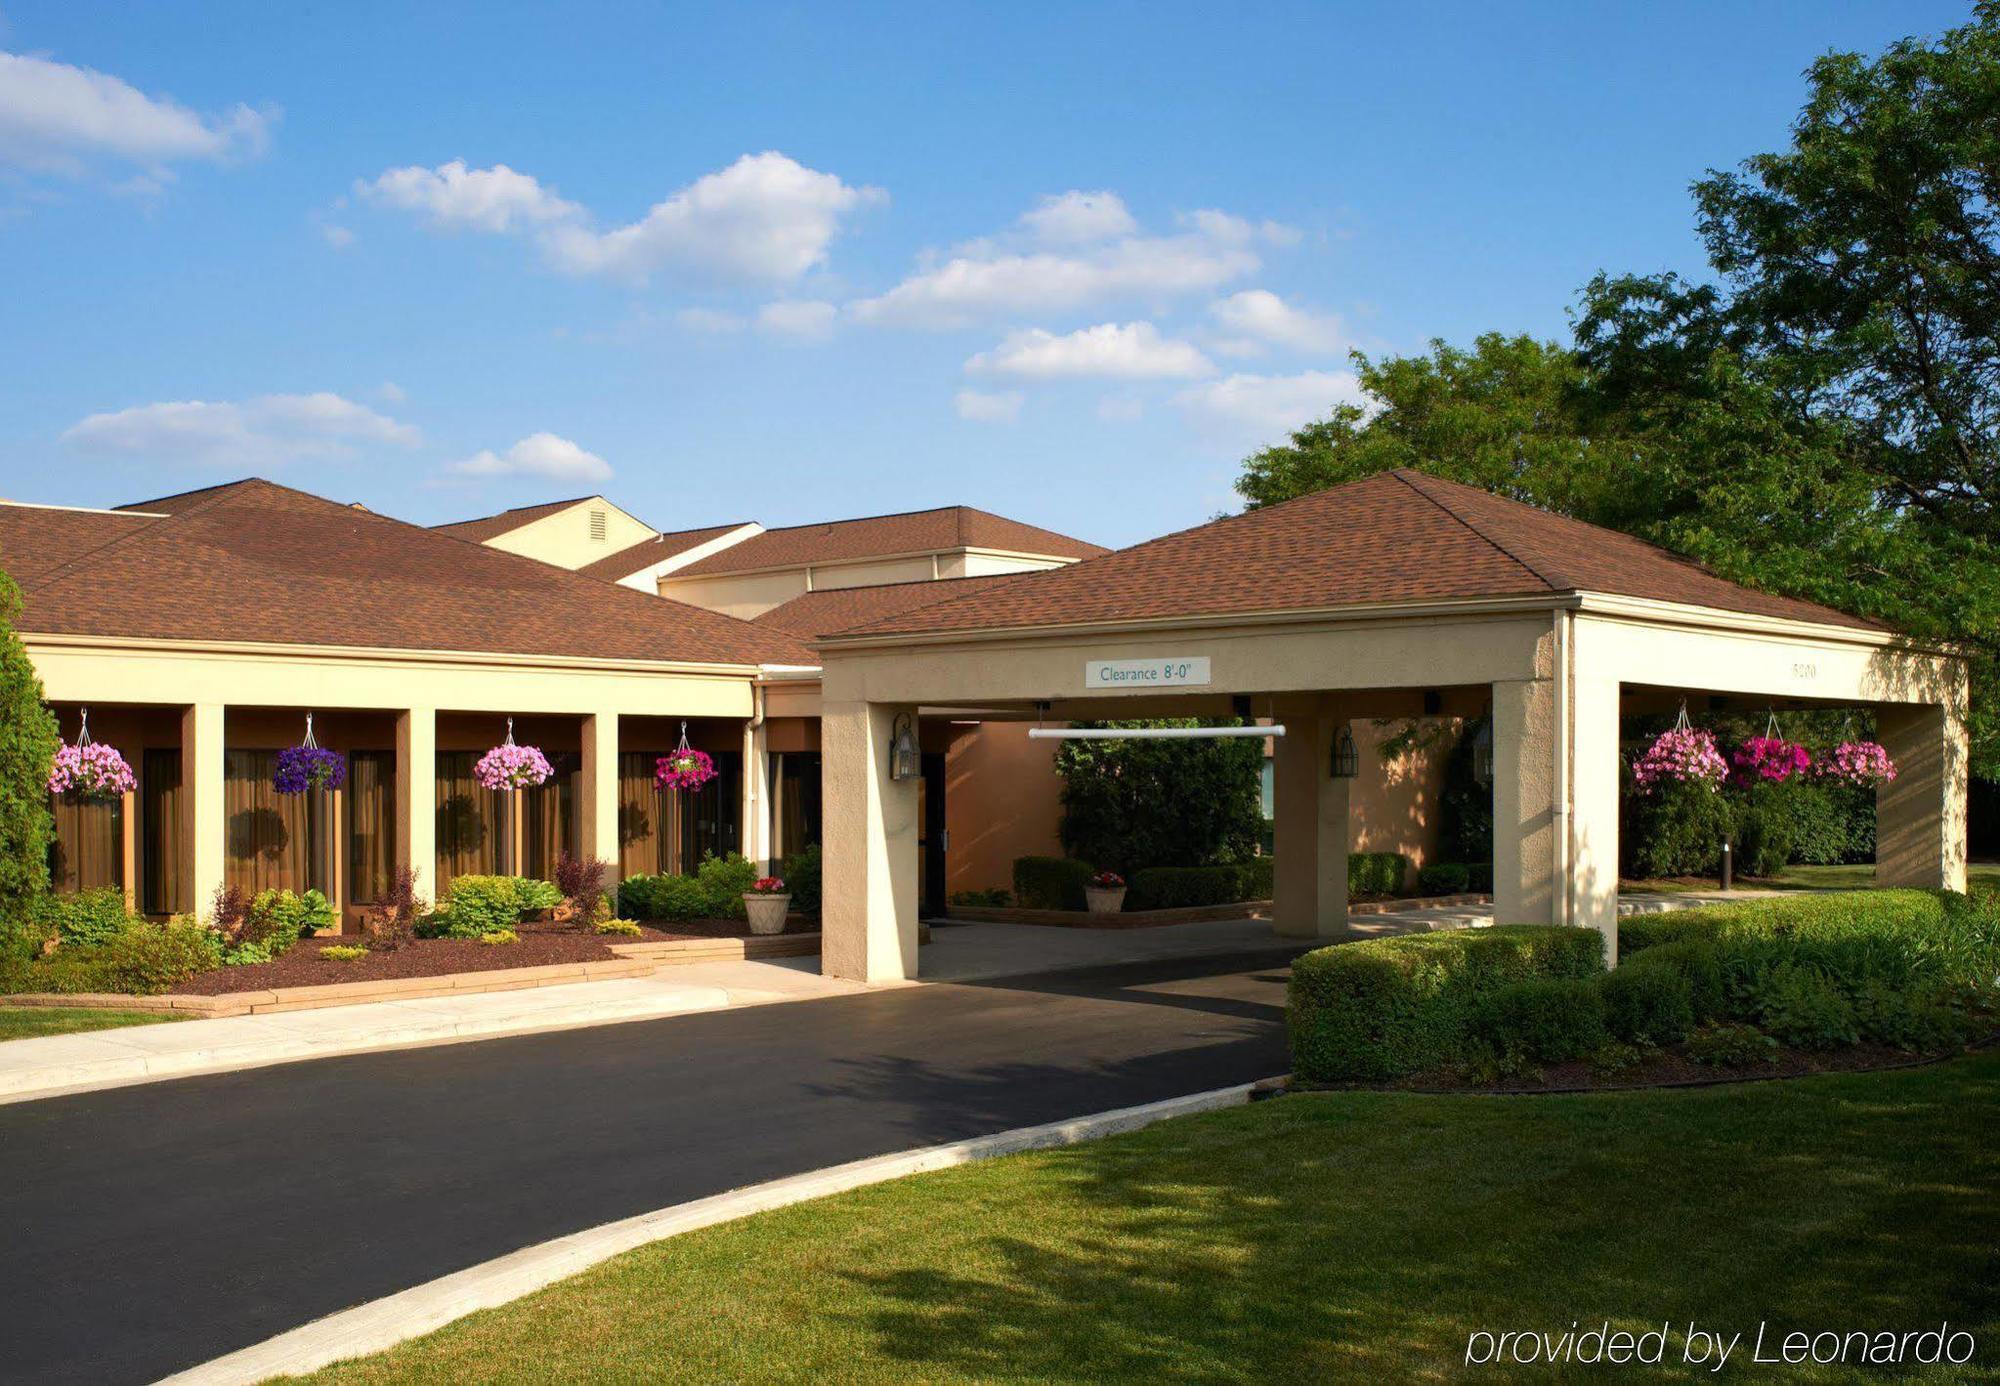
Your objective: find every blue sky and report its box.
[0,2,1972,548]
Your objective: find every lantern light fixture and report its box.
[1329,726,1359,779]
[890,712,921,781]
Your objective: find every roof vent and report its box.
[589,509,607,542]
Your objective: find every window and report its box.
[347,751,397,905]
[436,751,504,891]
[49,793,122,894]
[224,750,331,896]
[589,509,608,542]
[142,749,182,915]
[617,749,741,876]
[770,752,822,859]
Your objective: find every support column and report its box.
[742,711,771,872]
[1568,668,1622,959]
[1273,702,1349,938]
[181,703,225,919]
[579,712,620,911]
[821,699,919,982]
[1876,700,1969,892]
[1492,679,1557,927]
[396,707,436,906]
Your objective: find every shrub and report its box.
[1685,1022,1780,1067]
[1471,977,1608,1065]
[1599,964,1694,1045]
[0,571,58,926]
[1013,856,1094,911]
[244,888,335,955]
[1418,863,1471,896]
[209,883,250,943]
[35,887,133,948]
[617,873,715,922]
[477,929,518,946]
[1127,865,1240,911]
[695,852,757,919]
[1466,862,1494,892]
[948,888,1011,908]
[1236,856,1275,901]
[595,919,642,937]
[1053,719,1263,877]
[1749,962,1860,1049]
[552,853,608,926]
[363,866,423,952]
[1438,718,1493,868]
[434,876,561,939]
[1347,852,1408,898]
[1288,925,1607,1081]
[318,945,369,962]
[1622,775,1733,878]
[4,920,223,995]
[222,939,274,967]
[1620,940,1726,1021]
[781,844,822,917]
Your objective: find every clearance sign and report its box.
[1083,657,1212,689]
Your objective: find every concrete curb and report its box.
[156,1080,1271,1385]
[0,984,733,1107]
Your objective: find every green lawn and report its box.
[1625,861,2000,895]
[299,1052,2000,1384]
[0,1005,183,1042]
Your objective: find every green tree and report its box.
[0,569,58,918]
[1053,720,1264,878]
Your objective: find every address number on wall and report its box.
[1085,657,1212,688]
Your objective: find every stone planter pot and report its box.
[743,893,791,935]
[1084,886,1127,916]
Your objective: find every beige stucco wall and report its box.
[940,551,1071,579]
[1346,719,1452,875]
[943,721,1064,894]
[483,499,654,570]
[659,569,811,621]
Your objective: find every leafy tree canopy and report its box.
[0,569,58,918]
[1054,720,1264,877]
[1237,6,2000,772]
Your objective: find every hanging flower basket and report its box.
[275,746,346,794]
[1819,740,1898,787]
[656,722,718,792]
[274,714,345,794]
[477,719,552,791]
[656,747,716,792]
[1631,721,1729,795]
[48,741,135,801]
[1733,735,1812,783]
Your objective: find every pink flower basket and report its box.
[476,742,553,791]
[1733,735,1812,783]
[1631,726,1729,794]
[1819,740,1898,787]
[656,748,717,792]
[48,741,136,801]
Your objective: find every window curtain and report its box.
[435,751,504,893]
[48,793,122,893]
[142,749,182,916]
[772,752,822,860]
[521,751,580,881]
[347,751,396,905]
[617,752,684,878]
[684,750,742,865]
[224,750,329,896]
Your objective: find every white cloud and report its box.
[851,195,1296,330]
[953,389,1025,424]
[1018,190,1136,245]
[967,321,1213,380]
[376,381,406,403]
[1209,289,1349,355]
[1097,395,1144,423]
[60,393,418,469]
[757,299,837,339]
[321,223,355,250]
[445,432,611,482]
[362,151,881,287]
[0,49,274,180]
[357,159,578,233]
[1174,370,1365,447]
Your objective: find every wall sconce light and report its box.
[1471,719,1494,789]
[889,712,921,781]
[1329,726,1358,779]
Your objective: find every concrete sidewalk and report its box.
[0,892,1770,1106]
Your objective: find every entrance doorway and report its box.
[918,752,947,917]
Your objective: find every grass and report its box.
[297,1051,2000,1384]
[1624,860,2000,895]
[0,1005,183,1042]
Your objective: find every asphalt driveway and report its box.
[0,945,1308,1384]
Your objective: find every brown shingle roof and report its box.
[430,497,593,544]
[754,574,1026,638]
[672,505,1107,577]
[837,470,1880,638]
[575,522,754,583]
[0,506,159,586]
[11,480,815,666]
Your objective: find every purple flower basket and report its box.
[274,745,347,795]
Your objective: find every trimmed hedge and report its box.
[1599,964,1695,1046]
[1237,855,1275,901]
[1127,865,1240,911]
[1347,852,1408,898]
[619,854,760,922]
[33,887,132,949]
[1288,924,1607,1081]
[1471,976,1608,1064]
[1013,856,1094,911]
[0,920,221,996]
[1417,863,1471,896]
[618,873,714,922]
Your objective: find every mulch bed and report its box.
[169,917,812,996]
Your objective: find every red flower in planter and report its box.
[1089,871,1125,889]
